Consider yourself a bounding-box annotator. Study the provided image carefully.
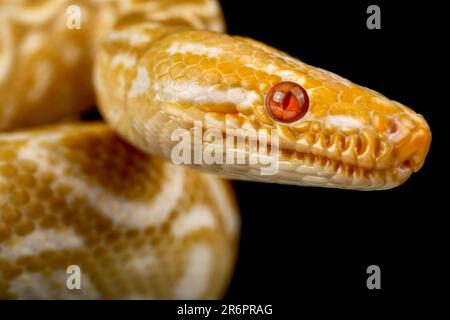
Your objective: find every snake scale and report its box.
[0,0,431,299]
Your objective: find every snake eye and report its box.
[265,81,309,123]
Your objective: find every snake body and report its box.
[0,123,238,299]
[0,0,431,299]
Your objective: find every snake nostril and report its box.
[402,159,413,169]
[388,120,398,134]
[265,81,309,123]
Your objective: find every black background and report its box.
[220,0,446,304]
[1,0,447,316]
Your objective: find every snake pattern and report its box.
[0,0,431,299]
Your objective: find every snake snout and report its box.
[390,113,431,172]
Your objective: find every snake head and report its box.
[243,37,431,189]
[234,38,432,189]
[102,30,431,190]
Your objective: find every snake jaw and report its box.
[268,102,431,189]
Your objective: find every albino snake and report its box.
[0,0,431,299]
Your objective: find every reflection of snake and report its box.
[0,0,431,299]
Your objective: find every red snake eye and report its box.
[265,81,309,123]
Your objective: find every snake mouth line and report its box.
[192,145,413,190]
[183,136,413,189]
[171,119,419,189]
[275,147,413,189]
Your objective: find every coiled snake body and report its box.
[0,0,431,299]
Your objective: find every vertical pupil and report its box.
[281,92,298,111]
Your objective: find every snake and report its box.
[0,0,431,299]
